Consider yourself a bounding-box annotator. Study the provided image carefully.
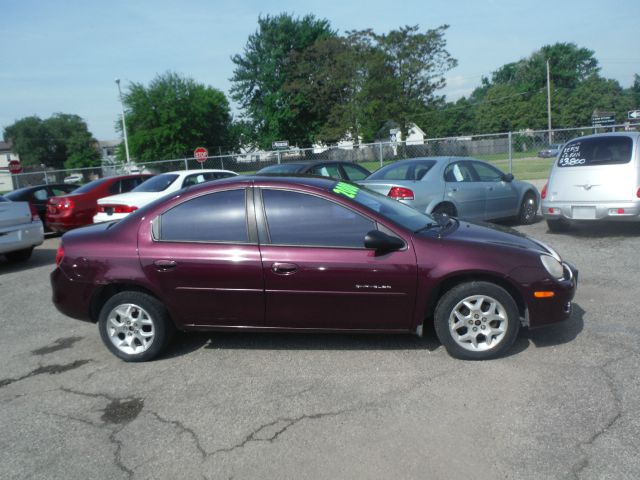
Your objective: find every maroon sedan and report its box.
[46,174,153,233]
[51,176,577,362]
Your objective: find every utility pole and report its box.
[546,59,552,144]
[115,78,131,165]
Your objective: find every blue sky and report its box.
[2,0,638,140]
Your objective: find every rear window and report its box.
[367,160,436,180]
[73,178,109,193]
[133,174,179,192]
[558,137,633,167]
[257,164,303,174]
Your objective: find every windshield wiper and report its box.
[414,222,437,233]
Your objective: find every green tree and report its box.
[3,114,99,169]
[120,71,232,161]
[230,13,335,148]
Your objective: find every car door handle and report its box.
[271,262,298,275]
[449,188,458,192]
[153,259,177,271]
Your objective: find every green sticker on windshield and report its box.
[333,182,359,199]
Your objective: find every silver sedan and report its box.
[359,157,540,224]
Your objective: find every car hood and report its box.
[419,219,557,258]
[96,191,160,207]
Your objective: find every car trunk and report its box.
[547,164,638,203]
[0,201,32,229]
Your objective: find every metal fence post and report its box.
[183,158,188,170]
[508,131,513,174]
[220,157,224,170]
[378,142,383,168]
[43,169,49,184]
[277,151,281,164]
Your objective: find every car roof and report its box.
[564,132,640,142]
[161,169,237,177]
[184,174,337,193]
[6,183,72,195]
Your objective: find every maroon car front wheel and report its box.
[434,281,520,360]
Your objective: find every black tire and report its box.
[546,219,570,233]
[98,291,175,362]
[5,247,34,262]
[434,281,520,360]
[518,191,538,225]
[432,203,457,217]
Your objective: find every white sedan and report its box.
[93,169,238,224]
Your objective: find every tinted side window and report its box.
[558,137,633,167]
[471,162,503,182]
[262,190,375,248]
[341,164,369,181]
[444,162,474,182]
[159,189,248,243]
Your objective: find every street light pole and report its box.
[546,59,552,144]
[115,78,131,165]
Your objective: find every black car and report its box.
[256,161,371,181]
[5,183,78,230]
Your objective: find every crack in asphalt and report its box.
[0,360,91,388]
[59,387,143,479]
[210,408,352,457]
[31,336,84,355]
[570,354,629,479]
[149,411,207,458]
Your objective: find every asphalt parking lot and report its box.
[1,217,639,480]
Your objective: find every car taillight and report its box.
[388,187,414,200]
[541,183,548,200]
[99,204,138,214]
[29,202,39,221]
[61,198,75,210]
[637,187,640,198]
[55,245,64,266]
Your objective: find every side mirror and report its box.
[364,230,404,253]
[502,173,514,182]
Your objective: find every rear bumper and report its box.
[46,220,88,233]
[527,262,578,328]
[93,212,127,224]
[542,201,640,222]
[50,267,95,322]
[0,221,44,254]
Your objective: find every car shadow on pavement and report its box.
[0,247,56,274]
[162,328,441,359]
[546,223,640,238]
[508,302,585,356]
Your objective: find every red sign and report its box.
[194,147,208,164]
[8,160,22,174]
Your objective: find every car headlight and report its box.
[540,255,564,279]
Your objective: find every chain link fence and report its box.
[3,123,633,190]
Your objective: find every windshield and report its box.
[132,174,179,192]
[257,164,303,174]
[329,181,432,231]
[73,178,109,193]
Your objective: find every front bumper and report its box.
[542,201,640,223]
[526,262,578,328]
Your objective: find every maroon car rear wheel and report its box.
[98,291,175,362]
